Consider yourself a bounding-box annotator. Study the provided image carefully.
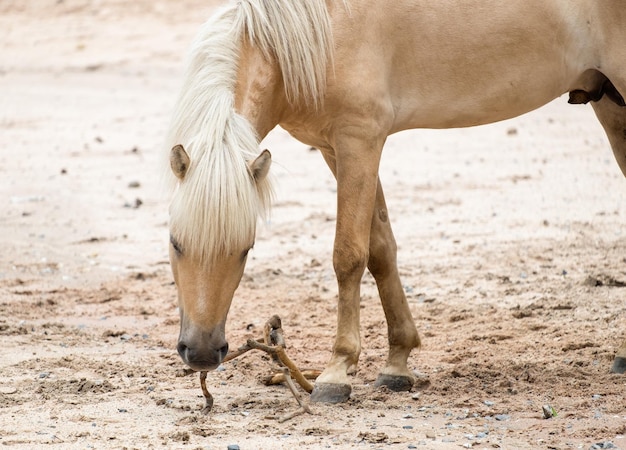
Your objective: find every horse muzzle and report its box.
[177,327,229,371]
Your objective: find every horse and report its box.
[164,0,626,403]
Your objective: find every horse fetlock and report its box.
[316,361,352,385]
[389,327,421,349]
[386,336,420,369]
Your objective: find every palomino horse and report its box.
[165,0,626,403]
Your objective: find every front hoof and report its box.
[612,357,626,374]
[374,374,414,392]
[310,382,352,403]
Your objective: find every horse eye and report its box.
[241,247,252,261]
[170,235,183,256]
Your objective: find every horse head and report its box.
[168,144,271,371]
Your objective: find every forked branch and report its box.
[198,315,318,420]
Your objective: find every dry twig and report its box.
[199,371,213,414]
[197,315,318,420]
[276,367,313,423]
[263,369,321,385]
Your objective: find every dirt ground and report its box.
[1,1,625,449]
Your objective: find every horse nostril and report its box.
[177,341,189,358]
[218,343,229,359]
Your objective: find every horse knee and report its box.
[333,245,368,283]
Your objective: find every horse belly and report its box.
[392,65,568,131]
[343,0,595,132]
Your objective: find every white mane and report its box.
[164,0,335,263]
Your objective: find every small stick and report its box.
[278,407,311,423]
[222,338,264,363]
[199,371,213,414]
[264,369,321,385]
[194,315,319,419]
[264,315,284,364]
[199,339,262,413]
[275,347,315,393]
[246,339,314,393]
[277,367,313,423]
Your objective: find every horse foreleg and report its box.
[367,179,421,390]
[310,137,382,403]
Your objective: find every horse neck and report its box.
[234,39,287,139]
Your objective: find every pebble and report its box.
[0,386,17,394]
[542,404,557,419]
[494,414,510,421]
[483,400,494,407]
[227,445,240,450]
[590,442,616,449]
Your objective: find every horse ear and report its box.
[170,144,190,180]
[249,149,271,182]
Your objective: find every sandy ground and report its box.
[1,1,625,449]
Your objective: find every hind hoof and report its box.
[310,382,351,403]
[611,357,626,374]
[374,374,414,392]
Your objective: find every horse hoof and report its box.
[611,357,626,374]
[310,382,351,403]
[374,374,414,392]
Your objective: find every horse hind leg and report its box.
[613,340,626,374]
[590,77,626,175]
[367,179,421,390]
[589,77,626,374]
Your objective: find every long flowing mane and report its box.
[164,0,336,263]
